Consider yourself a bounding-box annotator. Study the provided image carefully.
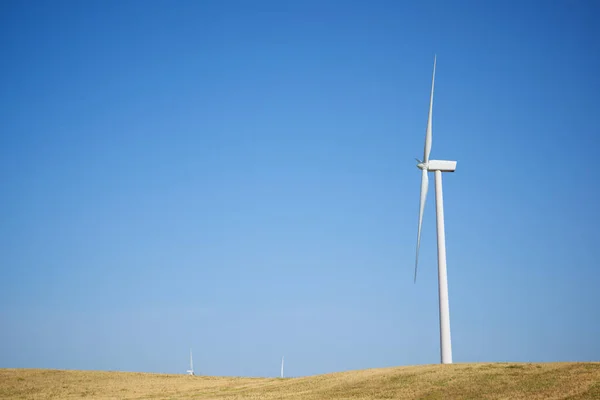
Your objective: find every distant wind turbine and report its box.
[186,348,195,376]
[414,55,457,365]
[280,356,284,378]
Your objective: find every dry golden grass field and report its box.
[1,362,599,399]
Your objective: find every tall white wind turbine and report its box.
[414,55,457,365]
[187,348,195,376]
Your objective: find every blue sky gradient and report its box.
[1,0,599,377]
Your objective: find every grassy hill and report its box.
[1,362,599,399]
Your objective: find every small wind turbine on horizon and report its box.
[414,55,457,365]
[186,348,195,376]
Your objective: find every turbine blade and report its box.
[424,55,436,163]
[414,168,429,282]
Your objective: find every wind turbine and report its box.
[186,348,195,376]
[280,356,284,378]
[414,55,457,365]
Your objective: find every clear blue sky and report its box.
[1,0,599,377]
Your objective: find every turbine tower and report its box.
[280,356,284,378]
[186,348,195,376]
[414,55,457,365]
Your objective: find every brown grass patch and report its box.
[1,362,599,399]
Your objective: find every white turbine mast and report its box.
[280,356,284,378]
[186,348,195,376]
[414,55,456,365]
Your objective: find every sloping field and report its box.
[1,362,599,399]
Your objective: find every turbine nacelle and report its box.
[427,160,457,172]
[416,159,457,172]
